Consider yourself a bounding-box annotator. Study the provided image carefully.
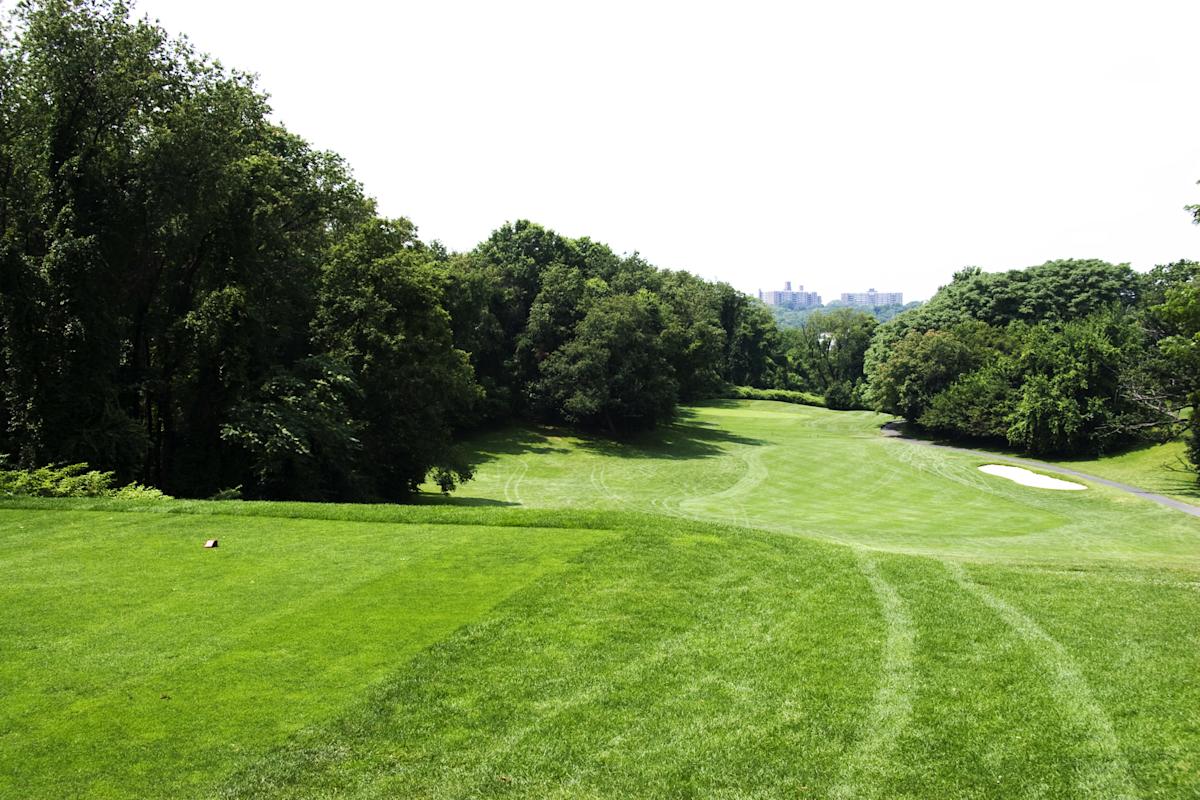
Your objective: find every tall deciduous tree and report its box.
[533,289,678,433]
[314,219,480,497]
[1151,261,1200,473]
[782,308,877,407]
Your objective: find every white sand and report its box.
[978,464,1086,491]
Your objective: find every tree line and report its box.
[2,1,1197,501]
[770,300,922,329]
[864,259,1199,460]
[0,0,801,500]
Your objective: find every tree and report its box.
[533,290,678,433]
[314,219,480,497]
[867,324,991,421]
[445,221,791,432]
[1002,315,1149,454]
[657,272,727,400]
[0,0,372,496]
[1153,267,1200,473]
[782,308,877,406]
[722,291,786,388]
[219,357,363,500]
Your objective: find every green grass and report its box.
[1044,439,1200,505]
[434,401,1200,566]
[2,399,1199,798]
[0,509,611,798]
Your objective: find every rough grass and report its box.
[2,400,1198,798]
[1045,439,1200,506]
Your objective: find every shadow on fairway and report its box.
[574,418,768,460]
[410,495,521,507]
[457,409,769,472]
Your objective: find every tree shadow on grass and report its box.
[558,407,769,461]
[410,494,519,508]
[462,425,573,459]
[456,409,769,472]
[448,425,576,479]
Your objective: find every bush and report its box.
[111,483,172,502]
[823,381,855,410]
[0,463,116,497]
[0,463,172,500]
[719,386,826,408]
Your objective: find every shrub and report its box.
[823,381,855,411]
[719,385,826,408]
[111,483,172,502]
[0,463,116,497]
[0,463,172,500]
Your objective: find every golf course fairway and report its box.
[2,400,1197,798]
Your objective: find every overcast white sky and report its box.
[89,2,1200,299]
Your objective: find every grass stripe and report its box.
[946,560,1139,799]
[829,550,916,800]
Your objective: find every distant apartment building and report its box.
[840,288,903,307]
[758,281,822,310]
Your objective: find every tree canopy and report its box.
[865,260,1191,456]
[2,0,1197,496]
[0,1,792,498]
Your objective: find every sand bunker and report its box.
[978,464,1086,491]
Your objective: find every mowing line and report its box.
[829,550,915,800]
[679,447,770,528]
[502,463,516,504]
[455,569,760,793]
[503,460,528,505]
[946,561,1139,800]
[510,459,528,506]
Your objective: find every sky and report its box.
[65,1,1200,300]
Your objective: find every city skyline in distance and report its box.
[757,279,908,306]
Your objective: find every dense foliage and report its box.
[780,308,878,409]
[865,260,1195,457]
[2,0,1196,497]
[442,220,787,432]
[1146,259,1200,468]
[0,1,790,499]
[0,461,167,499]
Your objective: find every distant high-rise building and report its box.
[758,283,822,310]
[840,288,903,307]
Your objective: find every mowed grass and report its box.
[2,399,1198,798]
[1045,439,1200,506]
[0,508,611,798]
[438,401,1200,567]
